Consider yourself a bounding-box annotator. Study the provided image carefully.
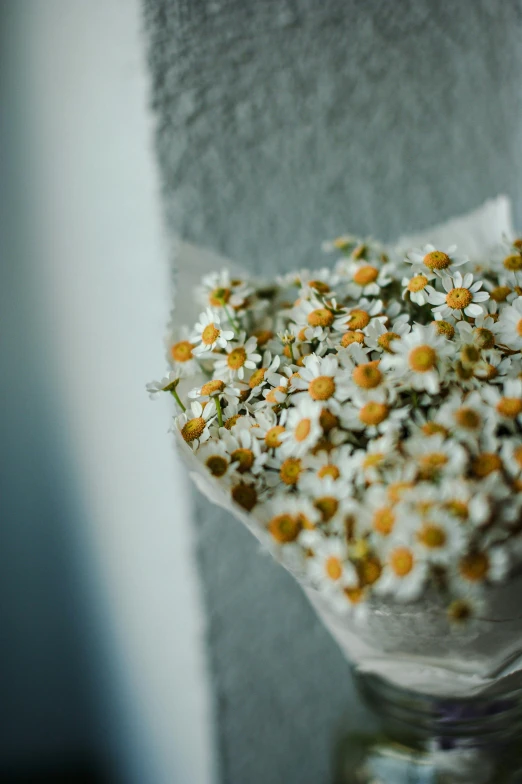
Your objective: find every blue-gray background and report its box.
[143,1,522,782]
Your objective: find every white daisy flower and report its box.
[279,399,322,457]
[450,546,510,595]
[401,270,436,305]
[301,530,358,594]
[246,352,281,398]
[380,324,452,395]
[175,399,217,451]
[191,308,235,355]
[482,378,522,429]
[496,296,522,350]
[446,592,488,631]
[436,479,490,529]
[298,473,355,529]
[406,243,468,278]
[404,433,467,482]
[221,426,267,476]
[435,390,491,447]
[165,326,199,376]
[501,436,522,482]
[188,378,241,407]
[291,353,351,412]
[332,297,384,334]
[374,535,428,602]
[321,234,358,254]
[146,371,180,399]
[290,296,338,342]
[340,389,407,437]
[413,507,467,565]
[425,271,489,321]
[213,332,262,381]
[197,440,232,480]
[339,259,392,298]
[364,314,411,354]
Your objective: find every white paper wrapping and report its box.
[173,196,522,697]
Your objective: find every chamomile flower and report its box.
[375,535,428,602]
[340,259,392,298]
[340,389,407,437]
[191,308,236,355]
[221,426,267,476]
[496,296,522,350]
[175,399,217,451]
[279,399,322,457]
[302,530,358,594]
[188,378,241,407]
[425,271,489,320]
[435,391,490,447]
[364,314,411,354]
[291,353,351,412]
[401,270,436,305]
[482,378,522,429]
[332,298,384,334]
[146,371,181,399]
[299,473,354,527]
[404,433,467,482]
[451,546,509,595]
[197,440,232,479]
[213,333,262,381]
[406,244,468,277]
[165,326,199,376]
[381,324,452,395]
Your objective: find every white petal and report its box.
[464,303,484,317]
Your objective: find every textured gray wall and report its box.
[143,1,522,781]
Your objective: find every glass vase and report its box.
[337,670,522,783]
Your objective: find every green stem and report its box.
[288,342,295,363]
[170,387,186,413]
[214,395,224,427]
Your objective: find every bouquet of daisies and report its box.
[149,224,522,693]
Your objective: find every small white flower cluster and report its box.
[150,237,522,627]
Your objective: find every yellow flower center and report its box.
[514,239,522,251]
[418,523,447,549]
[230,448,254,473]
[280,457,302,485]
[497,397,522,418]
[224,414,242,430]
[423,251,451,270]
[518,319,522,337]
[445,499,469,520]
[201,379,225,396]
[325,556,343,581]
[231,482,257,511]
[514,446,522,469]
[490,285,511,303]
[459,552,489,582]
[227,346,247,370]
[266,385,286,403]
[253,329,273,346]
[378,332,400,353]
[314,496,339,522]
[209,286,231,306]
[333,236,350,250]
[390,547,414,577]
[341,331,365,347]
[471,453,502,478]
[503,254,522,272]
[309,375,336,400]
[387,481,412,504]
[419,452,448,479]
[359,556,382,586]
[421,421,448,437]
[318,464,340,480]
[409,345,437,372]
[460,344,480,365]
[448,599,473,624]
[454,407,481,430]
[372,507,395,536]
[344,587,365,604]
[352,243,367,259]
[265,425,285,448]
[320,408,339,432]
[205,455,228,477]
[307,308,334,328]
[346,309,370,330]
[202,323,220,345]
[309,279,330,293]
[446,287,472,310]
[295,418,312,442]
[353,265,379,286]
[363,453,383,469]
[474,327,495,350]
[352,361,382,389]
[181,417,206,442]
[408,274,429,292]
[171,340,194,362]
[433,320,455,339]
[249,368,266,388]
[268,514,301,543]
[359,401,389,426]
